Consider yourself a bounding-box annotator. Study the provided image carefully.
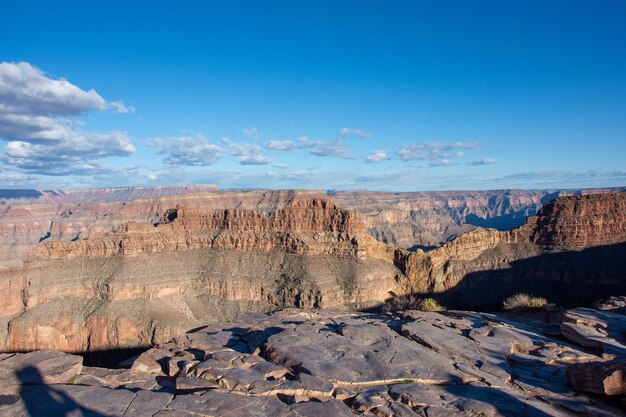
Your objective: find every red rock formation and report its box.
[0,198,400,353]
[30,199,368,260]
[527,193,626,248]
[398,192,626,306]
[1,189,624,354]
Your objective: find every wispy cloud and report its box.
[365,150,389,163]
[149,134,223,166]
[265,139,294,151]
[468,157,496,166]
[396,141,479,166]
[428,158,454,167]
[150,135,272,166]
[492,169,626,187]
[339,127,372,139]
[269,136,353,159]
[108,100,135,114]
[308,139,351,158]
[242,126,259,139]
[239,154,272,165]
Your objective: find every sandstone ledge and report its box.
[1,307,625,416]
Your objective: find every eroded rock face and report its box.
[1,198,405,353]
[399,192,626,306]
[4,186,621,272]
[2,191,626,353]
[1,308,625,416]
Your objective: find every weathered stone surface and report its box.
[131,348,173,374]
[593,296,626,312]
[0,350,82,385]
[123,390,174,417]
[560,308,626,355]
[0,384,137,416]
[264,320,466,385]
[166,390,287,416]
[567,359,626,396]
[2,308,626,416]
[286,399,356,417]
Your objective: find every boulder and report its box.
[567,359,626,396]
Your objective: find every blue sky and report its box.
[0,1,625,191]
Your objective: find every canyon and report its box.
[0,186,624,356]
[0,186,625,416]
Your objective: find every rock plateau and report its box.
[1,306,626,416]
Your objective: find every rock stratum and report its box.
[400,192,626,307]
[2,186,624,271]
[0,189,625,356]
[1,306,626,416]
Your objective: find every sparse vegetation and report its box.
[382,294,445,313]
[503,293,548,311]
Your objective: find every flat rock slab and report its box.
[166,390,287,416]
[264,321,466,384]
[0,384,136,417]
[2,308,626,416]
[0,350,83,385]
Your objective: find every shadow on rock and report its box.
[17,366,108,417]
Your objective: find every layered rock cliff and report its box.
[1,188,625,355]
[3,186,622,271]
[399,192,626,306]
[0,198,402,353]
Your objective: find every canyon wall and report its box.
[0,198,403,353]
[3,185,623,272]
[1,186,625,355]
[399,192,626,306]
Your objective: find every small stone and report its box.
[131,348,173,375]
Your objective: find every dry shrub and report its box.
[382,294,445,313]
[503,293,547,311]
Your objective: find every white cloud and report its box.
[295,136,319,148]
[396,141,479,167]
[429,158,453,167]
[0,61,135,176]
[108,100,135,114]
[0,61,105,120]
[365,150,389,163]
[265,135,352,159]
[468,157,496,166]
[308,139,351,158]
[150,135,272,166]
[266,139,294,151]
[239,154,272,165]
[225,139,261,156]
[149,134,223,166]
[339,127,372,139]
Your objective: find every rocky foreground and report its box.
[1,304,625,417]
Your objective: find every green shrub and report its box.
[418,297,445,312]
[382,294,445,313]
[503,293,547,311]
